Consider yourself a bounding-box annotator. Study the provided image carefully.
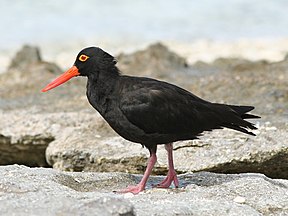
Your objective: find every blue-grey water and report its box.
[1,0,288,50]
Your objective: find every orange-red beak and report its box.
[41,66,80,92]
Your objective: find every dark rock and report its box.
[0,133,54,167]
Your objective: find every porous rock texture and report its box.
[0,165,287,216]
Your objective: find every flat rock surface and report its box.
[0,165,287,216]
[1,109,287,179]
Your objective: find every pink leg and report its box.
[118,148,157,194]
[156,143,179,188]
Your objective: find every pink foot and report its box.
[117,149,157,195]
[117,184,145,194]
[155,171,179,188]
[154,143,179,189]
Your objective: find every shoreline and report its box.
[1,37,288,73]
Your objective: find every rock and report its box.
[0,45,89,112]
[1,108,286,179]
[0,110,109,167]
[117,42,188,78]
[1,44,288,181]
[0,45,63,108]
[166,123,288,179]
[0,165,135,216]
[233,196,246,204]
[2,43,287,114]
[189,57,288,116]
[0,109,56,166]
[45,119,288,179]
[8,45,41,70]
[0,133,53,167]
[0,165,287,215]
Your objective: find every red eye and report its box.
[79,54,89,62]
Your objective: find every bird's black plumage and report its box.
[42,46,260,194]
[75,47,259,149]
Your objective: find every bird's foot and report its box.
[116,184,145,195]
[155,171,179,188]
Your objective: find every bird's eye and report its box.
[79,54,89,62]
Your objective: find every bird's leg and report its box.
[118,146,157,194]
[156,143,179,188]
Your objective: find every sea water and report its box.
[0,0,288,71]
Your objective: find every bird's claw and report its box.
[153,172,179,188]
[116,184,145,195]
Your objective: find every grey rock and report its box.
[0,165,135,216]
[8,45,41,70]
[0,44,287,215]
[0,165,287,216]
[2,43,288,114]
[0,110,104,167]
[1,108,287,179]
[0,111,51,166]
[0,45,62,110]
[45,118,288,179]
[168,123,288,179]
[189,57,288,116]
[1,44,288,180]
[0,133,53,167]
[117,42,188,78]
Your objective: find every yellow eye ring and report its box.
[79,54,89,62]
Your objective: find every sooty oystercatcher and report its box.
[42,47,260,194]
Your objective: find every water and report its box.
[1,0,288,50]
[1,0,288,73]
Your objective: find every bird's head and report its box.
[42,47,117,92]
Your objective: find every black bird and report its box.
[42,47,260,194]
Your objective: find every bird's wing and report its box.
[119,79,223,135]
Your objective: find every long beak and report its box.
[42,66,80,92]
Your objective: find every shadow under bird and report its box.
[42,47,260,194]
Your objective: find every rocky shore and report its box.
[0,43,287,215]
[1,165,287,216]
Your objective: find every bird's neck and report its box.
[86,68,120,114]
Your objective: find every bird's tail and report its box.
[220,105,260,136]
[228,105,260,120]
